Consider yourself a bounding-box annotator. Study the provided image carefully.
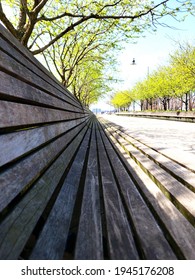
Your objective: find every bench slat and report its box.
[0,125,89,259]
[98,123,177,259]
[106,123,195,193]
[0,122,88,214]
[74,123,103,260]
[0,71,86,112]
[28,126,91,260]
[0,34,79,105]
[0,24,60,86]
[0,119,88,168]
[1,22,194,260]
[96,125,139,260]
[0,101,86,129]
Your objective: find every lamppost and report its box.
[131,58,151,111]
[131,58,136,111]
[132,58,136,65]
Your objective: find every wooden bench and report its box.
[0,24,194,260]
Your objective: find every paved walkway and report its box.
[102,115,195,172]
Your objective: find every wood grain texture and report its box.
[0,31,79,105]
[74,124,103,260]
[109,125,195,193]
[0,126,88,259]
[0,24,57,83]
[96,126,139,260]
[0,119,88,168]
[0,71,85,112]
[1,22,194,261]
[99,124,176,259]
[0,119,87,214]
[0,23,91,260]
[0,101,85,129]
[29,128,91,260]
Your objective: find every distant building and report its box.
[91,108,101,114]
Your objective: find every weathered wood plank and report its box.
[0,23,98,261]
[98,123,176,259]
[0,122,87,214]
[0,30,79,105]
[74,122,103,260]
[96,125,139,260]
[107,124,195,193]
[0,118,88,168]
[0,101,86,129]
[29,126,91,260]
[0,24,57,85]
[0,48,79,107]
[2,20,194,262]
[0,71,86,112]
[0,125,88,259]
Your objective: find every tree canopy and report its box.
[0,1,194,54]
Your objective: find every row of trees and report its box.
[111,43,195,112]
[1,1,194,106]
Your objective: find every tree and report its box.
[111,90,132,111]
[170,43,195,111]
[148,66,176,110]
[0,0,194,54]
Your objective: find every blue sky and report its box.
[91,8,195,111]
[116,11,195,89]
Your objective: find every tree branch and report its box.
[32,0,171,54]
[17,0,28,38]
[0,1,18,37]
[32,15,94,54]
[33,0,49,14]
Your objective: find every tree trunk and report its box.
[163,98,167,111]
[150,98,153,110]
[167,98,170,110]
[146,99,149,110]
[189,92,193,111]
[140,100,144,111]
[185,93,188,111]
